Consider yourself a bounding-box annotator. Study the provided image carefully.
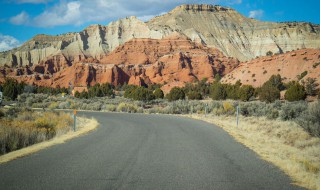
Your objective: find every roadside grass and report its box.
[187,114,320,190]
[0,108,73,155]
[0,116,98,164]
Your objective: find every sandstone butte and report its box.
[0,32,239,88]
[0,4,319,91]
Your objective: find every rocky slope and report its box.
[1,4,320,68]
[1,34,239,87]
[221,48,320,87]
[148,4,320,61]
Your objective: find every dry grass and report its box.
[0,111,73,155]
[187,114,320,190]
[0,116,98,164]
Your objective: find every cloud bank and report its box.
[249,9,264,19]
[10,0,242,27]
[0,34,21,52]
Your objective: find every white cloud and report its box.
[0,34,21,52]
[9,11,30,25]
[33,1,81,27]
[249,9,264,19]
[9,0,244,27]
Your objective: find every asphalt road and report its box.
[0,112,303,190]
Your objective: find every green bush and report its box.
[187,91,202,100]
[87,83,114,98]
[88,84,103,98]
[196,78,210,97]
[259,84,280,103]
[266,51,273,56]
[79,91,89,99]
[153,88,164,99]
[297,71,308,80]
[285,82,306,101]
[74,91,81,98]
[2,78,25,100]
[100,83,114,97]
[225,81,241,100]
[166,87,185,101]
[210,82,227,100]
[238,85,255,101]
[133,87,155,101]
[124,85,138,98]
[264,74,285,91]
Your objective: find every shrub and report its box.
[124,86,155,101]
[296,101,320,137]
[239,101,267,117]
[267,109,279,120]
[48,102,59,110]
[285,82,306,101]
[166,87,185,101]
[210,82,227,100]
[187,91,202,100]
[312,62,320,68]
[196,78,210,97]
[124,85,138,98]
[2,78,24,100]
[88,84,103,98]
[297,71,308,80]
[117,103,138,113]
[100,83,114,97]
[74,91,81,98]
[223,102,235,115]
[153,88,164,99]
[0,109,5,118]
[280,102,307,120]
[214,73,222,82]
[81,91,89,99]
[133,87,155,101]
[259,84,280,103]
[238,85,255,101]
[265,74,285,91]
[266,51,273,56]
[302,78,318,96]
[225,81,241,100]
[102,104,117,112]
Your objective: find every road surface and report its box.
[0,112,303,190]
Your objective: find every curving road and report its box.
[0,112,303,190]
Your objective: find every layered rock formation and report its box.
[148,4,320,61]
[1,34,239,88]
[221,49,320,87]
[1,4,320,68]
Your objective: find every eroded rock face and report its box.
[1,4,320,68]
[147,4,320,61]
[1,35,239,88]
[221,49,320,87]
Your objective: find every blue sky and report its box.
[0,0,319,51]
